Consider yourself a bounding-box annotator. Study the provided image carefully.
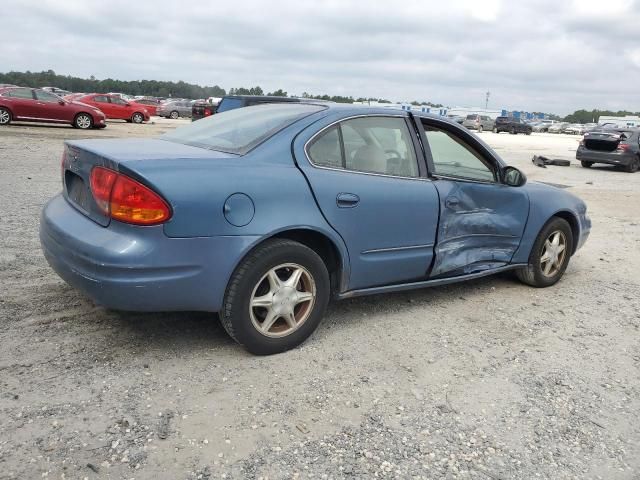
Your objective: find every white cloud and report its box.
[1,0,639,114]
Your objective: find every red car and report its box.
[0,87,106,129]
[74,94,150,123]
[129,98,159,116]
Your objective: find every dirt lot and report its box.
[1,119,639,480]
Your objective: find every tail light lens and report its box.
[616,144,630,153]
[204,108,212,116]
[90,166,171,225]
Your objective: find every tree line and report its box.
[563,109,640,123]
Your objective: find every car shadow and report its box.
[95,271,521,355]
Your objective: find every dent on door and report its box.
[431,180,529,277]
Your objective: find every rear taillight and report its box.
[204,108,212,116]
[616,144,631,153]
[90,166,171,225]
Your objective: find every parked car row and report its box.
[0,86,107,129]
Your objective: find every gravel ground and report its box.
[0,119,639,480]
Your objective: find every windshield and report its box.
[161,103,325,155]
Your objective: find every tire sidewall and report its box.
[223,241,330,355]
[526,218,573,287]
[170,111,179,119]
[132,113,144,123]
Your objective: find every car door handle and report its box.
[445,197,460,208]
[336,193,360,208]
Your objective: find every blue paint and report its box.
[41,103,590,313]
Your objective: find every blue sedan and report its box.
[40,103,591,354]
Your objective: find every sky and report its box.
[2,0,639,115]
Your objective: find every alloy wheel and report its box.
[132,113,143,123]
[0,109,10,124]
[539,230,567,277]
[170,111,179,119]
[76,114,91,129]
[249,263,316,338]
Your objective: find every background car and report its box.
[445,114,465,124]
[75,94,150,123]
[462,114,494,132]
[128,97,160,116]
[0,86,106,129]
[192,95,303,121]
[157,100,195,119]
[42,86,72,97]
[576,128,640,172]
[548,122,569,133]
[494,116,532,134]
[41,103,590,355]
[532,120,555,132]
[563,124,587,135]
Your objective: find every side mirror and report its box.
[58,100,65,105]
[503,166,527,187]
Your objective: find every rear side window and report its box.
[162,103,325,155]
[217,98,243,113]
[93,95,109,103]
[307,116,419,178]
[3,88,34,99]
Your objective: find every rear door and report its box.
[88,95,112,117]
[1,88,38,119]
[295,114,440,291]
[417,117,530,277]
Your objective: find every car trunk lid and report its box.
[583,131,628,152]
[62,138,237,226]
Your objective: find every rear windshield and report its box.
[496,117,509,122]
[161,103,325,155]
[466,115,478,120]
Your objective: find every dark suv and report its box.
[576,128,640,173]
[192,95,303,121]
[494,117,532,135]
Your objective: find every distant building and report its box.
[597,115,640,128]
[352,101,547,120]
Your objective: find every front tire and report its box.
[221,239,330,355]
[74,113,93,129]
[516,217,573,288]
[478,125,483,133]
[0,107,11,125]
[510,127,516,135]
[169,110,179,119]
[581,160,593,168]
[131,112,144,124]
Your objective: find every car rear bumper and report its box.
[576,148,636,166]
[40,194,259,312]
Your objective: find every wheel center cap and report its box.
[272,286,296,314]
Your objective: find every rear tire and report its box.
[221,239,330,355]
[510,127,516,135]
[493,127,498,133]
[0,107,11,125]
[624,156,639,173]
[169,110,179,119]
[516,217,573,288]
[74,113,93,129]
[581,161,593,168]
[478,125,483,133]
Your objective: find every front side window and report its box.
[111,97,127,105]
[162,103,325,155]
[307,116,419,177]
[3,88,34,99]
[424,125,495,182]
[35,90,61,102]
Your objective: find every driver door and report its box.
[418,118,530,278]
